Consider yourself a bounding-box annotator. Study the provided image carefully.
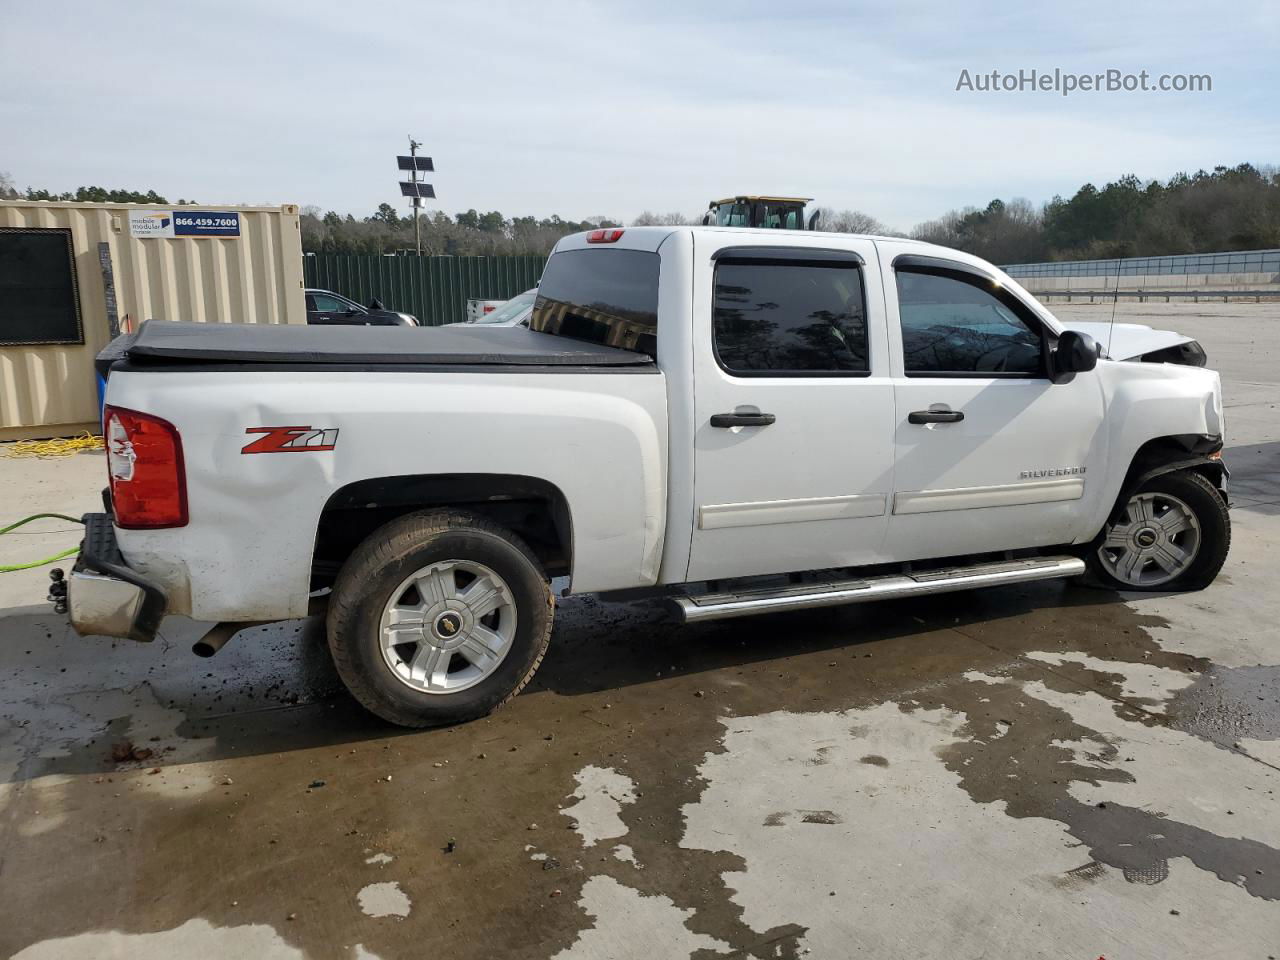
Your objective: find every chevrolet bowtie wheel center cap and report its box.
[433,612,463,641]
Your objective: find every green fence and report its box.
[303,254,547,326]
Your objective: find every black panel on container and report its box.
[0,228,83,346]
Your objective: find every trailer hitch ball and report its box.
[48,567,68,615]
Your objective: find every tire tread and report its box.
[1085,469,1230,592]
[326,509,554,728]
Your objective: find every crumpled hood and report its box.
[1056,321,1195,360]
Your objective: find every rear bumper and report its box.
[68,513,168,642]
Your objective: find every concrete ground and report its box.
[1,302,1277,959]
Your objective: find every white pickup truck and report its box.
[67,226,1230,727]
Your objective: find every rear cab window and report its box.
[530,249,660,357]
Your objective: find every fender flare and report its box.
[1111,454,1229,523]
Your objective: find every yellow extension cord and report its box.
[2,432,103,458]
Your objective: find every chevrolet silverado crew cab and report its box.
[67,226,1231,727]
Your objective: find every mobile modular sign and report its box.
[129,210,242,238]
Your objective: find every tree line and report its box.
[299,203,623,256]
[5,163,1279,264]
[0,173,195,206]
[910,163,1280,264]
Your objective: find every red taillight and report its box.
[104,405,188,529]
[586,228,625,243]
[483,304,496,314]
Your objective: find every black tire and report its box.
[327,509,554,727]
[1085,470,1230,592]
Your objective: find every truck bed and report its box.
[99,320,653,374]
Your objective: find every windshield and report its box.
[473,289,537,324]
[714,203,752,227]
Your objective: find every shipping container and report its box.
[0,200,304,440]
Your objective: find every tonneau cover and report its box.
[102,320,653,370]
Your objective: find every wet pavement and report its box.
[1,302,1278,959]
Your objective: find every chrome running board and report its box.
[671,555,1085,624]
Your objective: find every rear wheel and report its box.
[327,509,554,727]
[1086,470,1229,592]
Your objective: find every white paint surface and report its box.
[561,765,636,847]
[357,881,411,919]
[552,876,727,959]
[11,918,303,959]
[364,852,394,866]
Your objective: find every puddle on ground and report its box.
[4,571,1278,960]
[1169,663,1280,747]
[547,634,1280,958]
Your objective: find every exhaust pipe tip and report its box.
[192,622,241,658]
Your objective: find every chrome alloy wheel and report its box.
[1097,491,1201,588]
[378,560,517,694]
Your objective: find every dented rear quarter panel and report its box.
[107,368,668,621]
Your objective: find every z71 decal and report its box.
[242,426,339,454]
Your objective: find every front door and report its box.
[686,240,896,582]
[881,247,1106,561]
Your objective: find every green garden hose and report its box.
[0,514,83,573]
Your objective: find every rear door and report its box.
[880,245,1106,560]
[685,238,896,582]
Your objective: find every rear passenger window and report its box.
[530,249,660,357]
[713,259,869,375]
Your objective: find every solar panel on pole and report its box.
[398,182,436,198]
[397,156,435,172]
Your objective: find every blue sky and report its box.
[2,0,1277,229]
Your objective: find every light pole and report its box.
[397,138,435,256]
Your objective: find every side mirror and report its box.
[701,212,712,225]
[807,210,821,231]
[369,297,384,310]
[1053,330,1099,379]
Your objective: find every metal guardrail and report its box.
[1005,248,1280,279]
[1035,289,1280,302]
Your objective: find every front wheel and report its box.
[1086,470,1230,592]
[327,509,554,727]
